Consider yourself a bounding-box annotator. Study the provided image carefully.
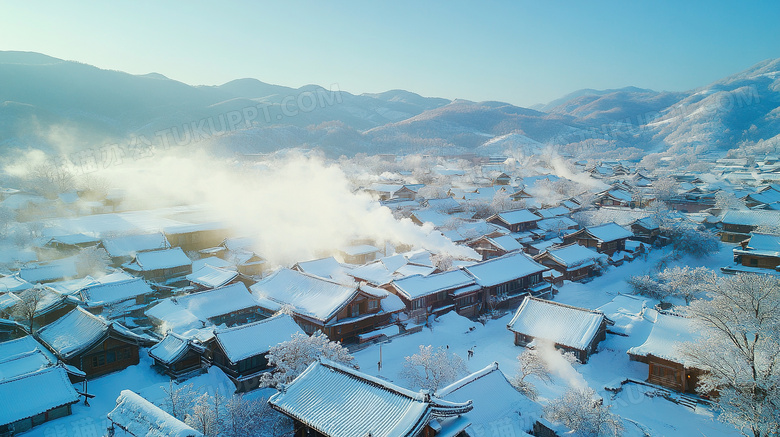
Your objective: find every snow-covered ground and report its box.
[22,244,741,437]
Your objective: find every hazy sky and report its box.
[1,1,778,107]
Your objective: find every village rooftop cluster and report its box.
[0,151,779,436]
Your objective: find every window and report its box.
[92,354,106,367]
[368,300,378,310]
[351,305,360,318]
[106,351,116,363]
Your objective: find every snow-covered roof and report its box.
[129,247,192,271]
[463,252,548,288]
[340,245,381,257]
[0,274,33,292]
[269,359,472,437]
[537,244,606,270]
[101,232,170,258]
[37,307,111,359]
[148,332,205,365]
[475,235,523,253]
[190,256,234,271]
[737,232,780,257]
[596,294,647,336]
[507,297,606,351]
[108,390,203,437]
[251,269,359,323]
[169,283,260,322]
[46,233,100,246]
[79,278,154,306]
[536,216,578,232]
[0,335,56,363]
[627,313,700,366]
[0,349,54,382]
[437,362,541,436]
[0,291,21,311]
[391,270,476,300]
[491,209,541,225]
[584,222,633,242]
[19,257,79,283]
[164,222,224,235]
[293,257,352,282]
[720,210,780,227]
[0,366,80,427]
[213,313,301,363]
[186,265,238,289]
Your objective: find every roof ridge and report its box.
[526,296,604,315]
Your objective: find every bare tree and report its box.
[683,274,780,437]
[400,345,468,392]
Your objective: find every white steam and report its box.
[535,340,588,390]
[101,150,477,266]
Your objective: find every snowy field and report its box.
[23,244,741,437]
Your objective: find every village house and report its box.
[533,244,607,282]
[77,277,155,318]
[123,247,193,284]
[164,222,230,253]
[347,255,435,287]
[0,366,80,437]
[0,319,27,342]
[743,185,780,208]
[100,232,171,266]
[463,251,551,308]
[595,188,633,208]
[562,222,633,255]
[337,244,382,265]
[18,257,80,284]
[731,232,780,271]
[486,209,541,233]
[719,210,780,242]
[107,390,203,437]
[387,270,480,321]
[145,283,265,334]
[466,234,523,260]
[36,307,150,378]
[210,313,302,391]
[507,297,611,363]
[12,286,79,330]
[269,359,473,437]
[250,269,403,343]
[148,332,208,380]
[36,234,101,260]
[627,313,704,393]
[630,217,661,244]
[185,264,238,290]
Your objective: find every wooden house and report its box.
[533,244,607,282]
[507,297,610,363]
[77,277,155,318]
[100,233,170,267]
[123,247,192,284]
[210,313,302,392]
[719,210,780,243]
[595,189,633,208]
[250,269,403,343]
[466,234,523,260]
[732,232,780,270]
[627,313,704,393]
[562,222,633,255]
[0,366,80,436]
[337,245,381,265]
[269,359,473,437]
[164,223,230,253]
[145,283,265,332]
[463,252,551,309]
[486,210,541,233]
[0,319,27,342]
[388,270,480,321]
[36,307,150,378]
[36,234,101,261]
[630,217,661,244]
[107,390,203,437]
[148,332,208,380]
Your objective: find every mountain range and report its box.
[1,51,778,159]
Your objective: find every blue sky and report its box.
[1,1,778,107]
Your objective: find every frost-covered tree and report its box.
[400,345,468,392]
[431,253,454,272]
[75,246,111,277]
[667,224,720,258]
[260,330,357,388]
[185,392,221,437]
[656,266,718,304]
[714,191,746,211]
[544,387,624,437]
[161,381,197,421]
[11,286,45,333]
[683,274,780,437]
[509,349,551,400]
[650,177,678,202]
